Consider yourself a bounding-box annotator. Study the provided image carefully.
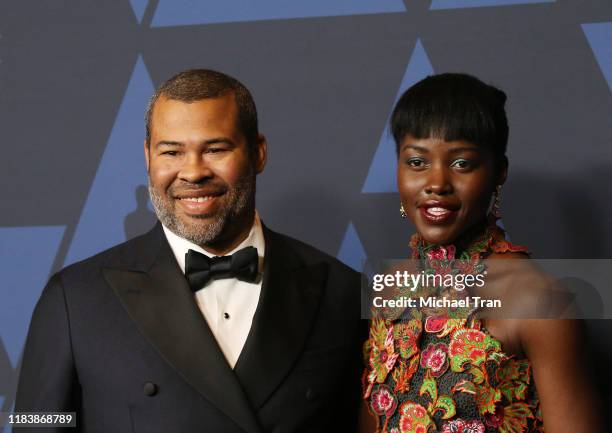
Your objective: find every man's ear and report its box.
[144,140,150,173]
[254,134,267,174]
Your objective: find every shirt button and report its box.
[223,312,230,319]
[305,388,317,401]
[143,382,158,396]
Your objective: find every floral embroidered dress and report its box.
[363,221,543,433]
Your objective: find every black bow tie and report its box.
[185,246,259,292]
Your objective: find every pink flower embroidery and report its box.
[426,245,456,261]
[441,419,485,433]
[398,402,432,433]
[420,343,449,377]
[424,316,447,333]
[370,384,398,417]
[450,329,485,356]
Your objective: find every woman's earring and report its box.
[400,203,407,218]
[492,185,502,218]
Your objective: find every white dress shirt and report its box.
[162,212,265,368]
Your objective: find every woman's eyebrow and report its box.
[401,144,429,153]
[447,147,482,154]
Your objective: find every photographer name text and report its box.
[372,296,501,309]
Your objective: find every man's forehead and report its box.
[152,93,238,125]
[155,91,237,111]
[148,93,243,145]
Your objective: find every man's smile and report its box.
[175,194,223,216]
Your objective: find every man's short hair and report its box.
[145,69,259,152]
[390,73,509,162]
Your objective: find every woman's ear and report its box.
[496,156,508,186]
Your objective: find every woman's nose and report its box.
[424,165,452,195]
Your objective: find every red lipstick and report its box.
[418,201,459,224]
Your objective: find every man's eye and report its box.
[207,147,226,154]
[161,151,178,156]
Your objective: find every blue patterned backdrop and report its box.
[1,1,611,429]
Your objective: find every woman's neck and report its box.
[411,215,498,259]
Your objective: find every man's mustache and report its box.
[169,182,229,198]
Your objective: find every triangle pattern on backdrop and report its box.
[362,39,434,193]
[430,0,554,9]
[0,226,65,368]
[129,0,148,23]
[337,222,367,272]
[582,22,612,92]
[151,0,406,27]
[65,56,155,266]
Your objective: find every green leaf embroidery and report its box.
[475,384,501,415]
[499,402,534,433]
[488,350,508,364]
[419,370,437,403]
[451,379,476,395]
[433,395,457,420]
[449,328,501,372]
[468,365,486,384]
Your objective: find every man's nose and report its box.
[178,153,213,183]
[424,165,453,195]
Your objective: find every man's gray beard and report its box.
[148,176,254,248]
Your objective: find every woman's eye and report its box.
[406,158,426,168]
[451,159,472,169]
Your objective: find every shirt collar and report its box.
[162,211,265,275]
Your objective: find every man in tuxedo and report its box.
[15,70,363,432]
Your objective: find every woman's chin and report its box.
[416,226,459,246]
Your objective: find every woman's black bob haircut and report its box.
[390,73,509,162]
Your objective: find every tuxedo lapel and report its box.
[103,224,262,433]
[233,228,328,409]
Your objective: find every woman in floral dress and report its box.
[359,73,601,433]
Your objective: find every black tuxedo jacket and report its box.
[15,223,364,433]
